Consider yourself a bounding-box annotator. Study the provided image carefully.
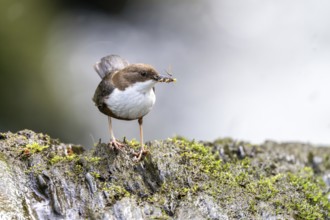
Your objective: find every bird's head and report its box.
[112,63,176,90]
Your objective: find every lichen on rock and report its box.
[0,130,330,219]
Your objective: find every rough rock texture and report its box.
[0,130,330,220]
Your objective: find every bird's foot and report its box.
[133,149,149,162]
[109,139,125,152]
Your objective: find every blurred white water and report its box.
[44,0,330,146]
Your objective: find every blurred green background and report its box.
[0,0,129,144]
[1,0,59,135]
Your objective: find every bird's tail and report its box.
[93,55,129,79]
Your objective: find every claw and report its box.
[133,149,149,162]
[109,139,125,152]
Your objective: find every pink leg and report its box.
[133,117,149,161]
[108,117,124,151]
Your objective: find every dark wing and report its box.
[92,76,114,108]
[93,55,129,79]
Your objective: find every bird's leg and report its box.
[108,117,124,151]
[134,117,149,161]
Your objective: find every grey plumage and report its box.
[93,55,129,79]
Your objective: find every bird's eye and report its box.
[140,72,147,77]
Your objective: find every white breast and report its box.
[105,80,156,120]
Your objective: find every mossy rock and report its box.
[0,130,329,219]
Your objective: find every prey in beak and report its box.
[156,67,177,83]
[157,75,177,83]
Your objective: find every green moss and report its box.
[90,171,100,179]
[147,138,226,207]
[24,142,49,153]
[102,184,130,204]
[248,200,257,214]
[179,140,223,178]
[163,137,330,219]
[126,139,140,150]
[287,167,330,219]
[250,174,282,200]
[50,155,64,164]
[84,156,101,164]
[24,164,46,175]
[74,164,84,175]
[0,152,6,162]
[234,171,250,186]
[49,154,77,165]
[293,200,323,219]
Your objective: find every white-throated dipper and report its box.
[93,55,176,161]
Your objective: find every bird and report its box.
[93,55,176,160]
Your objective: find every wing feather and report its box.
[93,55,129,79]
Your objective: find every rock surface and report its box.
[0,130,330,220]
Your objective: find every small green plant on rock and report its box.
[49,154,77,165]
[84,156,101,164]
[21,142,49,155]
[103,184,130,204]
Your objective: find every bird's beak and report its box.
[156,75,177,83]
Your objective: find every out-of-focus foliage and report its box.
[0,0,128,143]
[0,0,60,135]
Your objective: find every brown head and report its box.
[111,63,175,90]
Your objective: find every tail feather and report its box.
[94,55,129,79]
